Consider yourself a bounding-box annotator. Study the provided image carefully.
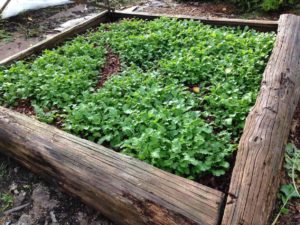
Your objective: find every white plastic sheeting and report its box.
[0,0,73,19]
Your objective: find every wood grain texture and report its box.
[0,10,110,66]
[0,0,12,14]
[111,11,278,32]
[0,106,224,225]
[221,14,300,225]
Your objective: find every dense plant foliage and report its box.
[0,18,275,179]
[0,35,106,110]
[187,0,297,11]
[271,143,300,224]
[229,0,296,11]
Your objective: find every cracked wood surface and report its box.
[221,14,300,225]
[0,106,224,225]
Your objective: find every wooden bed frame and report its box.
[0,10,299,225]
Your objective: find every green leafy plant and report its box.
[0,29,12,43]
[0,193,13,212]
[271,143,300,225]
[0,161,8,179]
[199,0,296,11]
[65,69,234,178]
[0,18,275,179]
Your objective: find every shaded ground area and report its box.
[198,152,236,193]
[135,0,300,20]
[271,102,300,225]
[0,154,113,225]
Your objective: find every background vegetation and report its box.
[184,0,300,12]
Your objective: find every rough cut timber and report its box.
[0,106,224,225]
[221,14,300,225]
[111,11,278,32]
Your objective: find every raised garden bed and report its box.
[0,10,299,225]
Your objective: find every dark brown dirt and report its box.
[96,47,121,89]
[198,152,236,193]
[53,116,65,129]
[277,198,300,225]
[289,102,300,149]
[143,1,239,19]
[0,154,114,225]
[138,0,300,20]
[12,99,35,116]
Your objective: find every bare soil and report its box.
[0,1,102,61]
[13,99,35,116]
[96,47,121,89]
[137,0,300,20]
[0,154,113,225]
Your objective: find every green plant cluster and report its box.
[0,193,13,212]
[0,18,275,179]
[272,143,300,224]
[0,34,106,112]
[66,68,233,177]
[188,0,298,11]
[0,161,8,180]
[229,0,296,11]
[100,18,274,141]
[0,29,12,43]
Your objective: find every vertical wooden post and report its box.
[221,14,300,225]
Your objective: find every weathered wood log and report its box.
[0,10,110,66]
[221,14,300,225]
[0,0,12,14]
[111,11,278,32]
[0,106,224,225]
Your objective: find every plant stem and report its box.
[292,163,300,197]
[271,195,290,225]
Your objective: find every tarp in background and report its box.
[0,0,73,19]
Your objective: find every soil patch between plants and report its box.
[12,99,35,116]
[96,47,121,89]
